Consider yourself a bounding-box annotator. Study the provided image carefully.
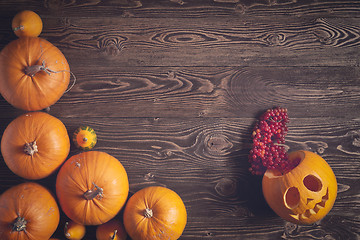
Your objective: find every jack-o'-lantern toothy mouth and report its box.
[289,188,329,221]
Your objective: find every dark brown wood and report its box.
[0,0,360,18]
[2,66,359,119]
[0,1,359,239]
[1,17,358,67]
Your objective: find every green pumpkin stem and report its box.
[13,25,24,31]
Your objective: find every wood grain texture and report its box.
[0,0,359,18]
[20,17,360,66]
[2,66,359,118]
[1,16,360,67]
[0,1,359,239]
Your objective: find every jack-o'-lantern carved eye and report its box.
[284,187,300,209]
[303,175,322,192]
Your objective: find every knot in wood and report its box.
[215,178,236,197]
[44,0,65,10]
[205,134,232,156]
[283,222,298,237]
[99,37,125,57]
[265,33,286,46]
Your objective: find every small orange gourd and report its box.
[96,219,127,240]
[0,37,70,111]
[262,150,337,224]
[12,10,43,37]
[1,111,70,180]
[64,220,86,240]
[123,186,187,240]
[73,126,97,150]
[0,182,60,240]
[56,151,129,225]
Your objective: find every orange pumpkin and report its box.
[96,219,127,240]
[0,182,60,240]
[123,186,187,240]
[262,150,337,224]
[56,151,129,225]
[12,10,43,37]
[1,111,70,180]
[64,220,86,240]
[0,37,70,111]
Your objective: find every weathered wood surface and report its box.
[2,17,360,67]
[1,67,360,119]
[0,0,360,18]
[0,1,359,239]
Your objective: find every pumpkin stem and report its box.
[111,230,118,240]
[24,141,38,156]
[24,60,57,77]
[12,217,27,232]
[84,182,103,200]
[25,64,43,77]
[64,221,69,230]
[144,208,153,218]
[24,60,77,93]
[13,25,24,32]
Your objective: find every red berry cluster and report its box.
[249,107,298,175]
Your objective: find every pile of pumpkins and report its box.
[0,10,187,240]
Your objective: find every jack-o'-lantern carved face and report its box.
[262,150,337,225]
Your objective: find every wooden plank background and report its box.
[0,0,359,239]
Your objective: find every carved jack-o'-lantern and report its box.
[262,150,337,224]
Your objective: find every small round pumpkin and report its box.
[0,37,70,111]
[1,111,70,180]
[0,182,60,240]
[12,10,43,37]
[56,151,129,225]
[64,220,86,240]
[96,219,127,240]
[123,186,187,240]
[73,126,97,150]
[262,150,337,225]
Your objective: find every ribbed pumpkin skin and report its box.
[123,186,187,240]
[1,112,70,180]
[0,182,60,240]
[0,37,70,111]
[262,150,337,225]
[56,151,129,225]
